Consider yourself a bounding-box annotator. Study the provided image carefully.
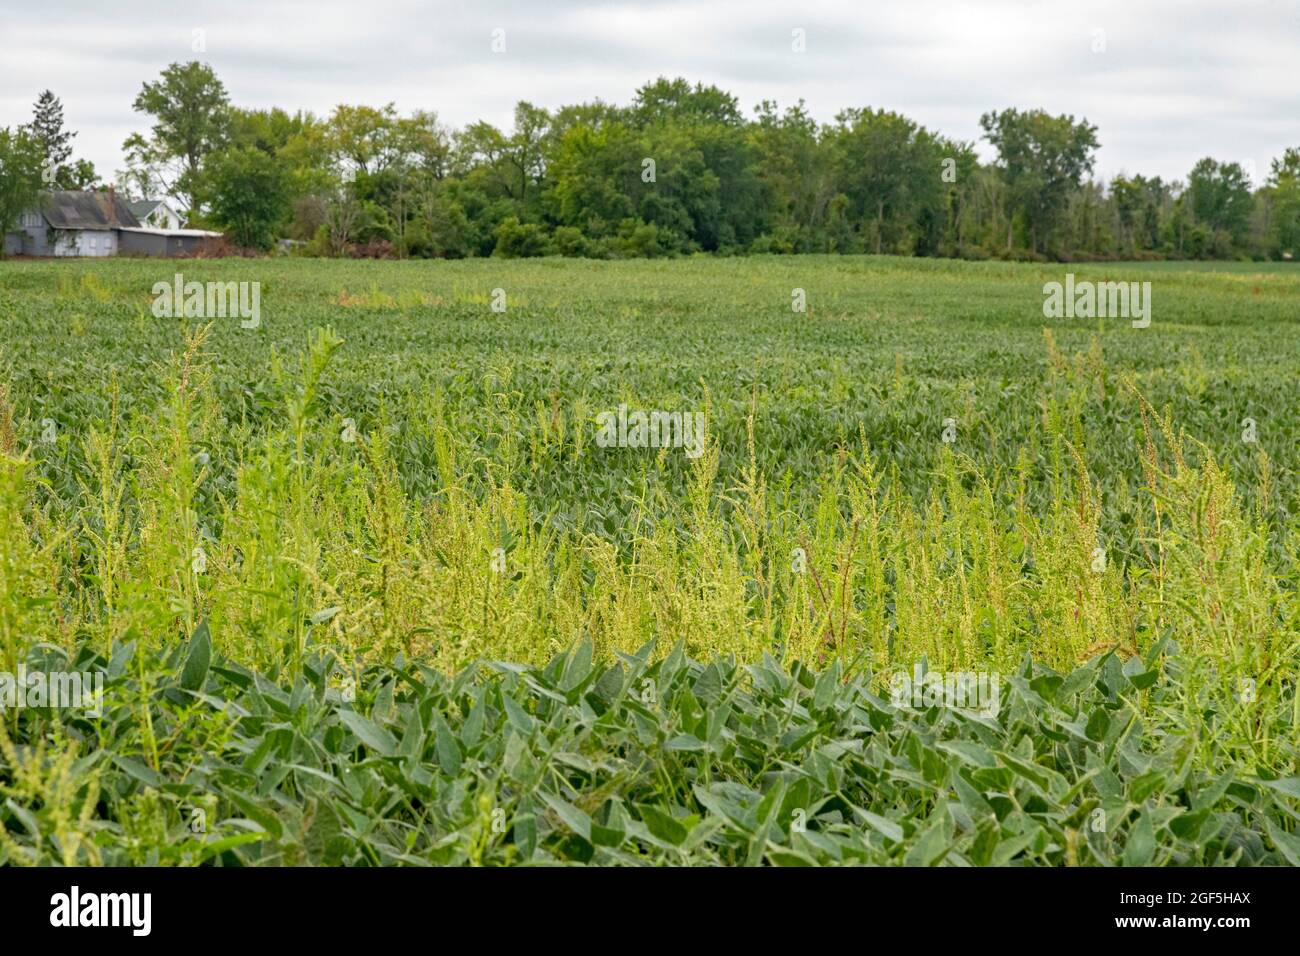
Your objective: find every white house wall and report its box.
[51,230,117,257]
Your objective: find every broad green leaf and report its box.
[180,619,212,692]
[338,710,397,757]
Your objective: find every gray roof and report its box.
[39,191,141,230]
[128,199,163,218]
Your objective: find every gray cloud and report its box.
[1,0,1295,186]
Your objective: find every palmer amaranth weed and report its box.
[0,255,1296,865]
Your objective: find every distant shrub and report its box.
[400,220,433,259]
[301,223,332,257]
[618,220,664,258]
[552,226,591,258]
[750,233,794,255]
[492,217,553,258]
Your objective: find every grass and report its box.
[0,254,1296,865]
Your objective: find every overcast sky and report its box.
[1,0,1296,186]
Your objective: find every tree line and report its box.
[2,63,1298,261]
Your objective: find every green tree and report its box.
[456,103,551,206]
[634,123,716,251]
[26,90,73,169]
[492,215,552,257]
[749,100,833,252]
[1110,175,1143,253]
[203,145,291,250]
[1186,158,1255,256]
[631,77,744,128]
[1264,148,1300,259]
[543,120,639,235]
[929,138,980,257]
[327,104,400,176]
[230,106,319,156]
[122,62,231,214]
[622,78,763,250]
[417,181,473,258]
[1137,176,1171,251]
[829,108,952,255]
[979,108,1099,255]
[0,127,45,257]
[23,90,99,189]
[392,111,453,180]
[59,160,100,190]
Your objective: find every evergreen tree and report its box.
[27,90,74,170]
[24,91,97,189]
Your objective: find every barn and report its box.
[3,190,223,257]
[3,189,140,257]
[118,226,225,257]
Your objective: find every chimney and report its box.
[106,185,117,226]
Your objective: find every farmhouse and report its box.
[3,189,222,258]
[127,198,186,230]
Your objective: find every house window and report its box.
[88,235,98,252]
[22,212,40,228]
